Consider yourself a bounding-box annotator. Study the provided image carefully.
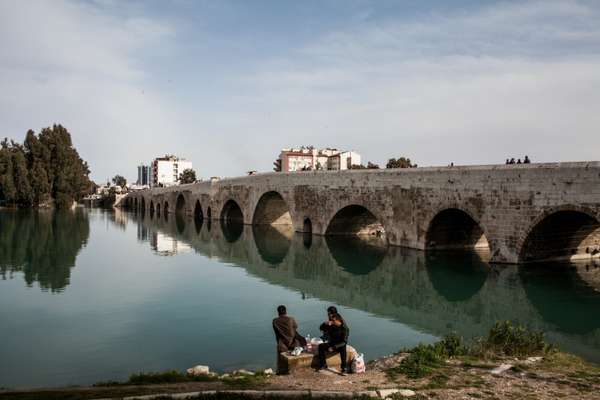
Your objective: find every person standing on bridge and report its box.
[272,305,306,354]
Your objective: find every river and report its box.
[1,208,599,389]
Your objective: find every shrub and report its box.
[436,333,466,357]
[395,343,446,378]
[482,321,550,357]
[387,322,553,380]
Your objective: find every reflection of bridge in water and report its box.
[128,209,600,363]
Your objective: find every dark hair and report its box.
[327,306,338,315]
[277,305,287,315]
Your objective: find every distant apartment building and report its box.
[327,151,362,170]
[150,155,193,187]
[150,232,192,256]
[137,164,151,186]
[274,147,361,172]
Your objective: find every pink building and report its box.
[274,147,361,172]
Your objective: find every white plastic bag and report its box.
[351,353,366,374]
[291,346,303,356]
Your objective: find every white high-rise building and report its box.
[150,155,193,187]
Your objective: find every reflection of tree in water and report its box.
[519,262,600,334]
[425,251,490,302]
[0,210,89,292]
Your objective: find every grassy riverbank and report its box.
[1,322,599,400]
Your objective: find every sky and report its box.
[1,0,599,183]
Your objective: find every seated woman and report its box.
[317,313,349,374]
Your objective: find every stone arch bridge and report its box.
[123,162,600,264]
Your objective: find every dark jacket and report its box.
[273,315,306,353]
[320,321,349,350]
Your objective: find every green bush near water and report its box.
[388,334,465,378]
[475,321,551,357]
[388,321,552,379]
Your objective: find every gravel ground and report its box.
[1,352,599,399]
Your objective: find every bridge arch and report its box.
[176,193,186,216]
[207,206,212,220]
[326,235,386,275]
[163,201,169,218]
[325,204,386,240]
[253,225,292,265]
[176,212,186,234]
[193,200,203,220]
[141,197,146,215]
[425,208,489,251]
[134,197,138,211]
[303,218,312,234]
[220,199,244,224]
[220,219,243,242]
[252,191,292,226]
[519,207,600,263]
[150,201,155,217]
[194,200,203,233]
[156,202,161,217]
[425,251,489,302]
[519,262,600,333]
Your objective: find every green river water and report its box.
[0,208,599,389]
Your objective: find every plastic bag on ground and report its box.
[351,353,366,373]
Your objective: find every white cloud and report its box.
[1,0,599,179]
[0,0,182,182]
[192,0,600,169]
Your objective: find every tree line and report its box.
[0,124,93,208]
[350,157,417,169]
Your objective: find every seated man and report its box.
[319,306,346,341]
[272,305,306,353]
[317,313,349,374]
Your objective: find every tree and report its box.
[0,141,16,204]
[0,125,93,208]
[29,161,50,205]
[386,157,417,169]
[11,145,33,205]
[349,164,367,169]
[179,168,197,184]
[349,161,379,170]
[38,124,93,207]
[112,175,127,188]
